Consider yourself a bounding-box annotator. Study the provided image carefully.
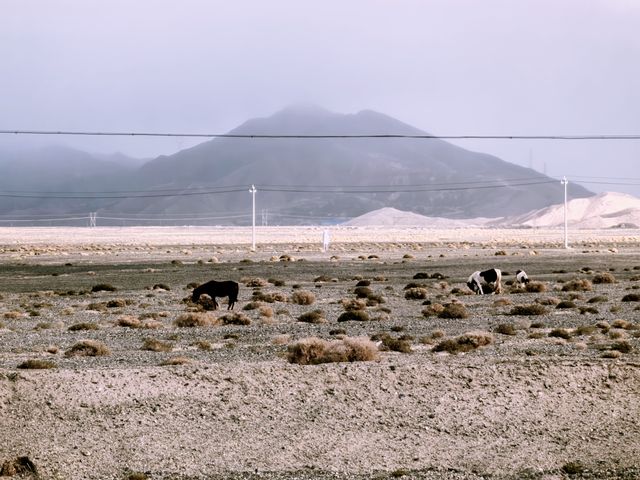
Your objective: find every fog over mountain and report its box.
[0,107,593,224]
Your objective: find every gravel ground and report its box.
[1,230,640,479]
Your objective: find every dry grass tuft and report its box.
[535,296,560,306]
[258,305,274,318]
[611,319,635,330]
[373,332,412,353]
[509,304,548,316]
[65,340,111,357]
[525,281,547,293]
[493,298,512,307]
[433,331,493,354]
[341,298,367,311]
[142,338,173,352]
[244,277,268,287]
[354,286,373,298]
[549,328,572,340]
[421,303,445,317]
[611,341,633,353]
[562,279,593,292]
[588,295,609,304]
[337,310,371,322]
[556,300,577,309]
[592,272,616,284]
[298,309,326,324]
[193,340,211,351]
[291,290,316,305]
[438,302,469,319]
[0,456,38,477]
[220,312,252,325]
[117,315,142,328]
[174,312,216,327]
[17,359,57,369]
[404,287,428,300]
[243,301,263,311]
[272,334,291,345]
[579,306,599,315]
[68,322,99,331]
[495,323,517,335]
[574,325,597,336]
[91,283,117,292]
[3,310,25,319]
[622,293,640,302]
[161,356,192,366]
[287,337,379,365]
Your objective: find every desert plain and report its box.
[1,226,639,480]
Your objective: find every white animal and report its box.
[515,269,530,285]
[467,268,502,295]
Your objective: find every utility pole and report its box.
[561,176,569,249]
[249,184,257,251]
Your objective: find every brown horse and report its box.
[191,280,239,310]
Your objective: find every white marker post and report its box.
[249,184,257,251]
[561,176,569,249]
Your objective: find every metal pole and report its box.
[561,176,569,249]
[249,184,257,251]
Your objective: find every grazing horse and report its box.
[467,268,502,295]
[515,269,530,285]
[191,280,239,310]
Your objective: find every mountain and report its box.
[0,107,594,223]
[107,106,593,223]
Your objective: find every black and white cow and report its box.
[515,269,530,285]
[467,268,502,295]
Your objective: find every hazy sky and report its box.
[2,0,639,195]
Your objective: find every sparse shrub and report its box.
[117,315,142,328]
[161,356,191,366]
[438,302,469,319]
[562,279,592,292]
[556,300,577,309]
[403,254,414,259]
[355,279,371,287]
[17,359,57,369]
[528,332,545,339]
[286,337,379,364]
[403,282,427,290]
[220,312,251,325]
[0,456,38,477]
[611,341,633,353]
[373,332,412,353]
[419,330,445,344]
[3,311,24,319]
[525,282,547,293]
[243,301,263,311]
[142,338,173,352]
[258,305,274,318]
[354,286,373,298]
[509,304,548,316]
[127,472,150,480]
[592,272,616,284]
[413,272,430,279]
[530,321,545,328]
[91,283,117,292]
[291,290,316,305]
[244,277,268,287]
[86,302,107,312]
[433,331,493,354]
[549,328,572,340]
[106,299,128,308]
[574,325,597,336]
[298,309,326,324]
[562,462,585,475]
[493,298,512,306]
[193,340,211,351]
[602,350,621,359]
[337,310,371,322]
[611,319,634,330]
[314,275,333,282]
[404,287,428,300]
[341,298,367,311]
[68,322,99,331]
[329,328,347,336]
[65,340,110,357]
[174,312,216,327]
[535,297,559,306]
[622,293,640,302]
[170,259,183,266]
[494,250,507,256]
[495,323,517,335]
[268,278,285,286]
[579,306,599,314]
[153,283,171,291]
[422,303,444,317]
[588,295,608,303]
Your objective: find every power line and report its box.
[2,129,640,140]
